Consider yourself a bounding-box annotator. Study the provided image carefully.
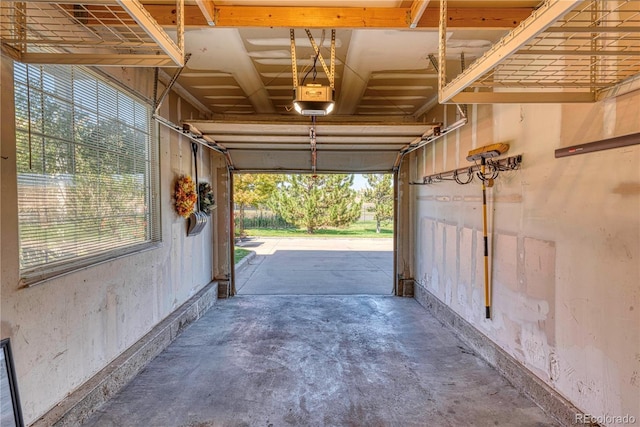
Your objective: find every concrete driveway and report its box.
[235,237,393,295]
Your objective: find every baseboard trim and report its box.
[32,281,219,427]
[414,282,585,427]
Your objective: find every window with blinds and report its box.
[14,63,161,284]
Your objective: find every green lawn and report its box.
[234,247,252,262]
[243,220,393,238]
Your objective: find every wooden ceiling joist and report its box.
[215,6,407,28]
[195,0,216,26]
[410,1,431,29]
[144,4,533,29]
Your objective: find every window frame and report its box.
[13,63,162,287]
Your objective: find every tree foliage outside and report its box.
[269,174,361,234]
[363,174,394,233]
[14,63,152,270]
[234,174,281,234]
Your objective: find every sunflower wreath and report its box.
[174,175,197,218]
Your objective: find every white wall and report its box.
[0,57,221,424]
[412,91,640,424]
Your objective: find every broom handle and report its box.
[481,157,490,319]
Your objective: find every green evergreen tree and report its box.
[234,174,281,235]
[270,174,361,233]
[363,174,393,233]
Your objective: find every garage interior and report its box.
[0,1,638,426]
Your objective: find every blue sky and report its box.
[352,174,367,190]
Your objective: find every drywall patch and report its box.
[459,227,474,285]
[444,276,454,306]
[431,267,440,295]
[612,182,640,196]
[456,280,470,317]
[433,221,447,298]
[0,320,19,338]
[501,315,525,362]
[557,345,628,420]
[464,195,482,203]
[549,352,560,383]
[494,233,518,292]
[445,224,458,308]
[603,97,616,138]
[419,217,435,279]
[521,323,551,378]
[523,237,556,347]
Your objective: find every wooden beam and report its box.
[418,7,534,28]
[57,4,533,29]
[517,49,640,56]
[409,0,430,29]
[116,0,183,66]
[143,4,211,26]
[214,6,408,28]
[144,5,532,29]
[20,53,179,67]
[195,0,216,26]
[445,91,595,104]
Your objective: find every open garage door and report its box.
[231,173,395,296]
[181,118,438,172]
[181,119,430,298]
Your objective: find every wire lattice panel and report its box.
[0,1,184,67]
[441,0,640,103]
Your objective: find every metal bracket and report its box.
[290,29,298,87]
[154,53,192,115]
[288,29,336,89]
[305,29,330,86]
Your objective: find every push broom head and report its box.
[467,143,510,162]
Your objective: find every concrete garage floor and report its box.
[83,295,558,427]
[236,238,394,295]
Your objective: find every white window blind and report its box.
[14,63,160,284]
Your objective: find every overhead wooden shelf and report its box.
[0,0,185,67]
[439,0,640,103]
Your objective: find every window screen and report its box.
[14,63,160,283]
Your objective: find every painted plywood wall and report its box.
[411,92,640,422]
[0,57,223,424]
